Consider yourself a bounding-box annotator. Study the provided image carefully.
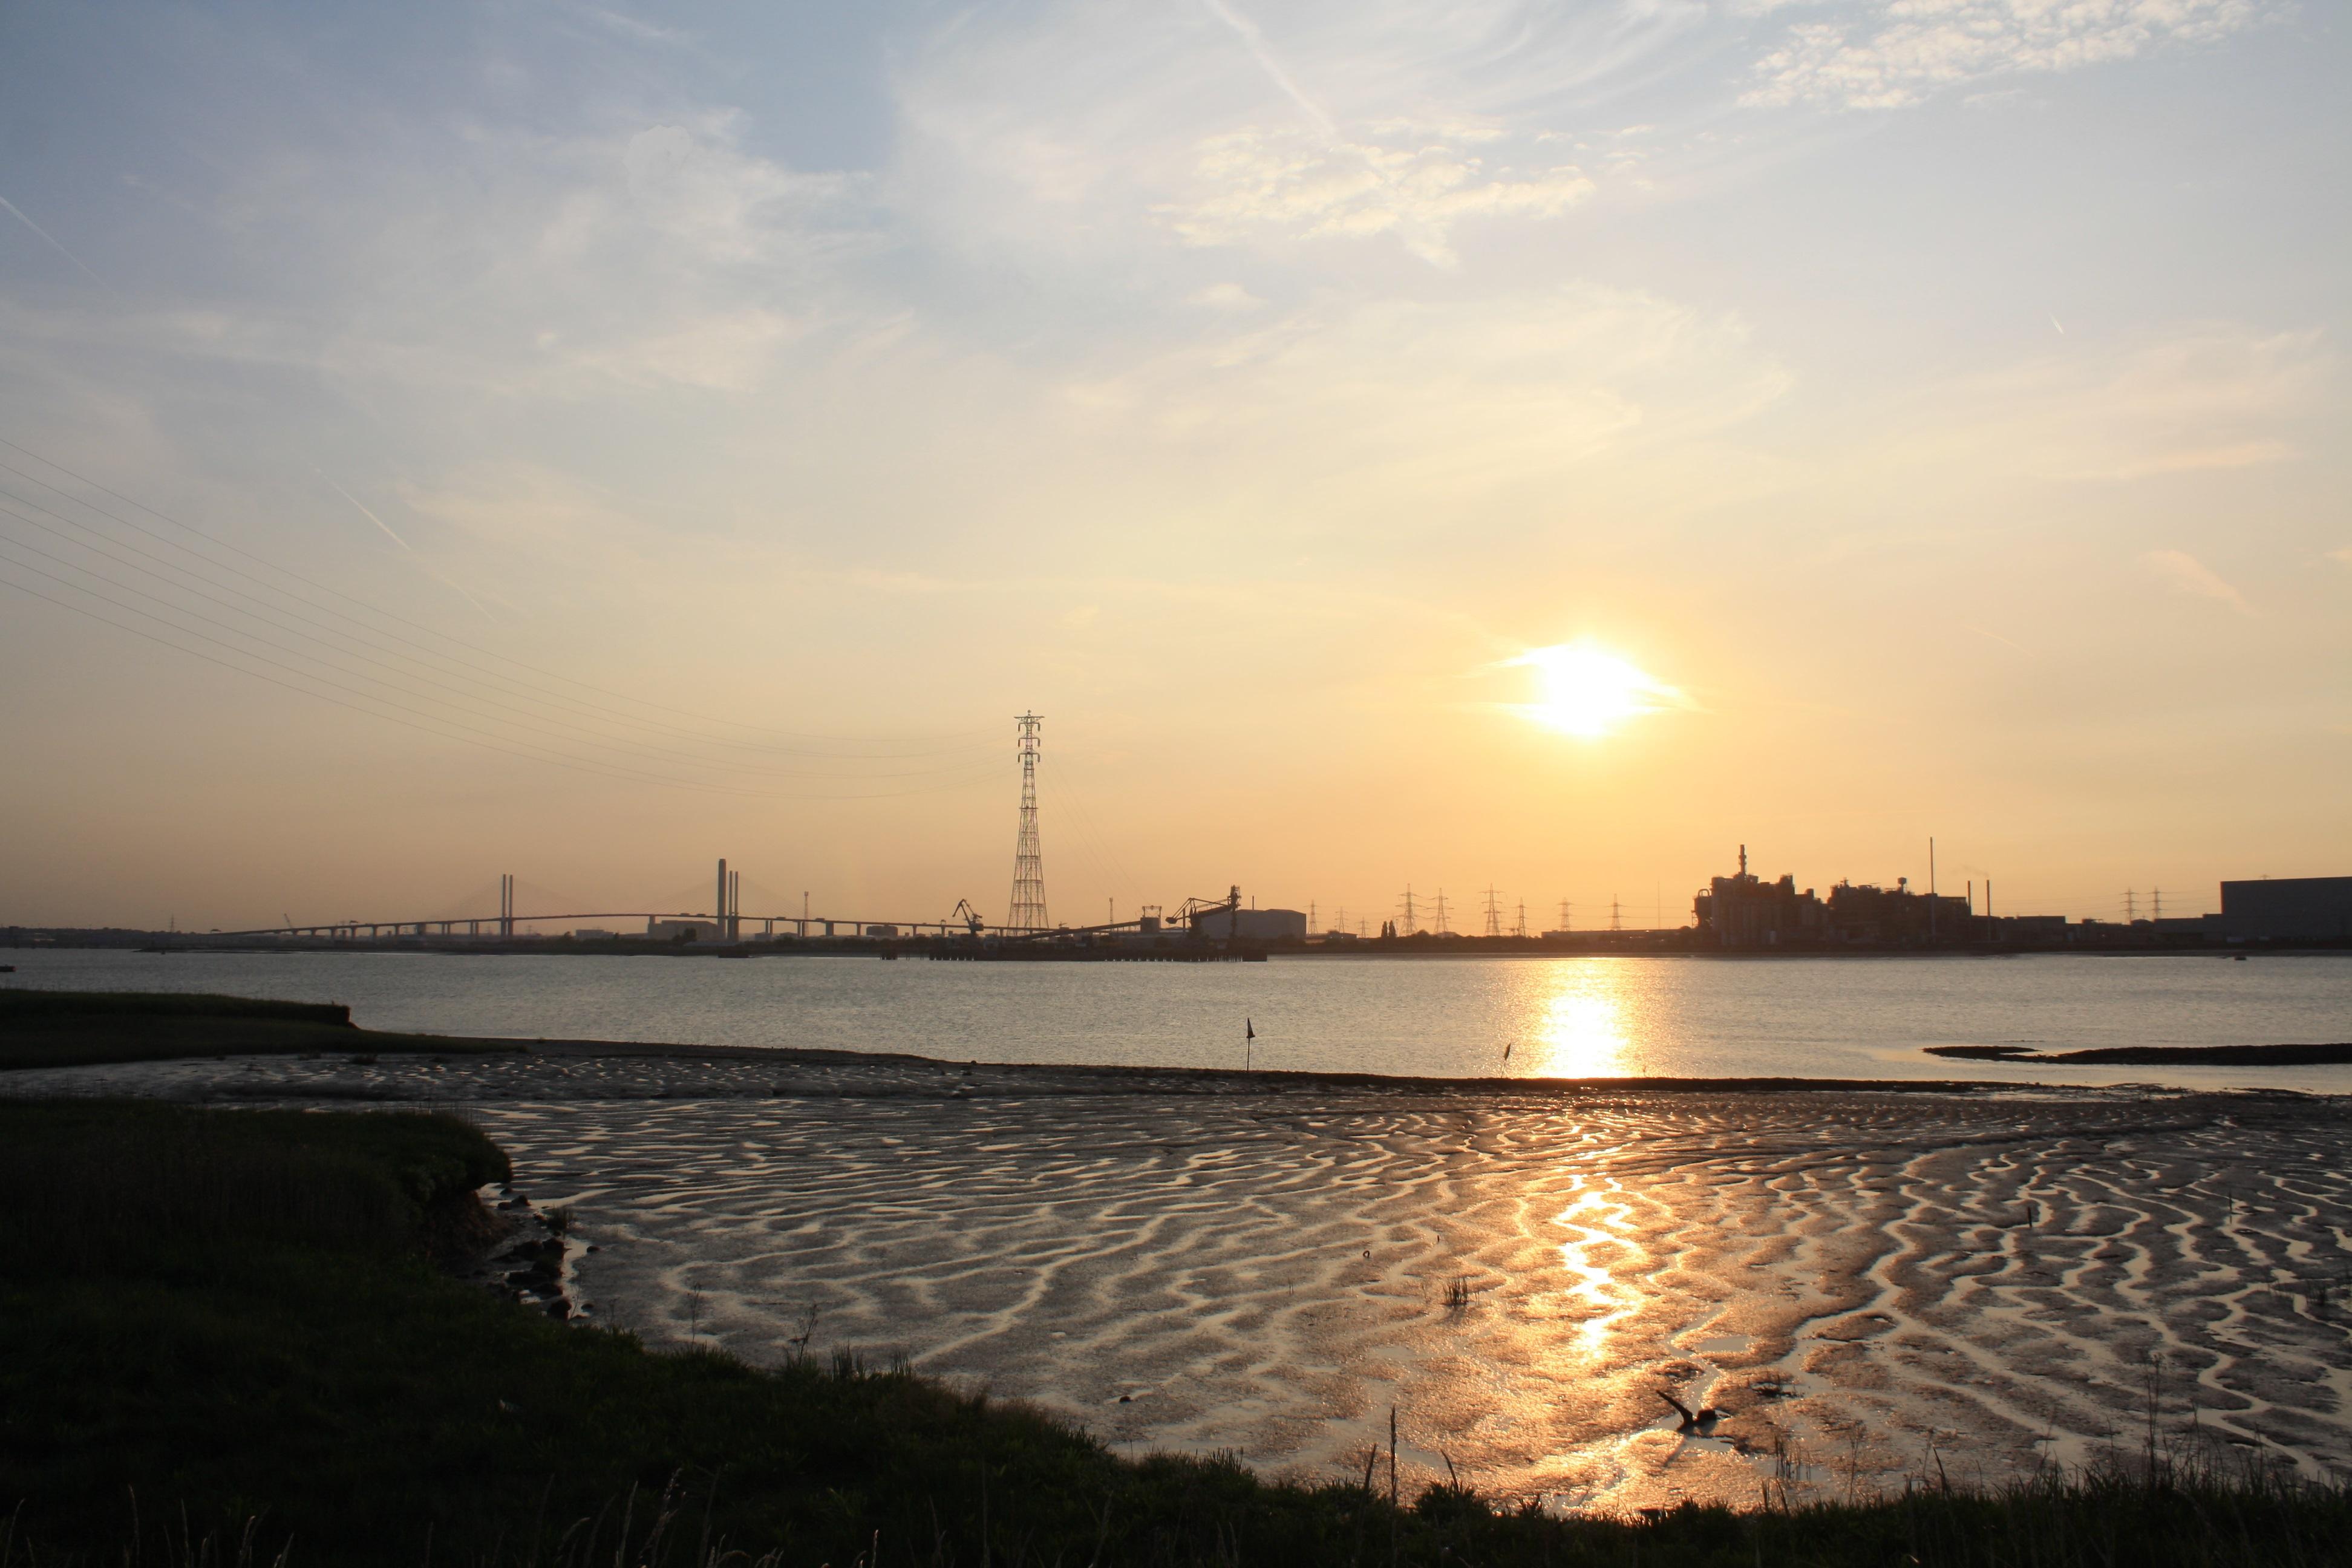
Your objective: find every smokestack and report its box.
[716,858,727,935]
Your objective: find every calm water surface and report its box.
[8,948,2351,1093]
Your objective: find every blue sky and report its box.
[1,0,2344,929]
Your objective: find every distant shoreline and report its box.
[11,936,2352,961]
[1927,1040,2352,1067]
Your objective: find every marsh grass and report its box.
[4,1101,2348,1567]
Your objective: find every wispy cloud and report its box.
[1866,327,2328,485]
[1744,0,2270,110]
[1058,282,1787,509]
[2142,549,2254,615]
[1160,124,1592,265]
[1187,282,1266,309]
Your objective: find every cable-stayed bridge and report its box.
[211,861,1240,946]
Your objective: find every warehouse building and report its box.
[2218,877,2352,941]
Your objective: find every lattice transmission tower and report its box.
[1006,712,1049,933]
[1483,886,1503,938]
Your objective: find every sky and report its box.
[0,0,2345,933]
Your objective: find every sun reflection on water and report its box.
[1524,962,1636,1078]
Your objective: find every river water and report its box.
[7,947,2350,1093]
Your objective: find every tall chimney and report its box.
[716,858,727,936]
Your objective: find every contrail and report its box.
[318,471,416,552]
[414,558,501,624]
[318,468,501,622]
[1201,0,1338,141]
[0,194,108,288]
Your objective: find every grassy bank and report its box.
[0,988,525,1070]
[2,1102,2348,1567]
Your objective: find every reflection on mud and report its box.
[1552,1180,1638,1359]
[26,1048,2352,1518]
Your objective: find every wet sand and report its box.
[15,1048,2351,1513]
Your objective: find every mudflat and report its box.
[18,1047,2349,1515]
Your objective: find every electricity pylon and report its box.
[1007,713,1048,933]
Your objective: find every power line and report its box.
[0,521,991,785]
[0,485,998,776]
[0,439,999,756]
[0,569,1004,801]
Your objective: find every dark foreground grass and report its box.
[2,1102,2348,1567]
[0,988,524,1070]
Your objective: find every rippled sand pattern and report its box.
[24,1051,2352,1510]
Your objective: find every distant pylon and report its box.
[1482,885,1502,938]
[1558,898,1572,933]
[2123,888,2137,923]
[1434,889,1452,935]
[1610,895,1623,932]
[1399,885,1417,935]
[2152,888,2164,922]
[1513,900,1527,939]
[1007,713,1048,933]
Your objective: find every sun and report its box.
[1508,644,1679,738]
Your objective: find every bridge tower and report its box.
[1006,712,1048,933]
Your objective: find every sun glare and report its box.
[1509,644,1677,738]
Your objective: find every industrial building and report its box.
[1694,846,1977,948]
[1691,848,1826,947]
[1189,907,1308,941]
[646,917,720,941]
[1823,880,1975,946]
[2219,877,2352,941]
